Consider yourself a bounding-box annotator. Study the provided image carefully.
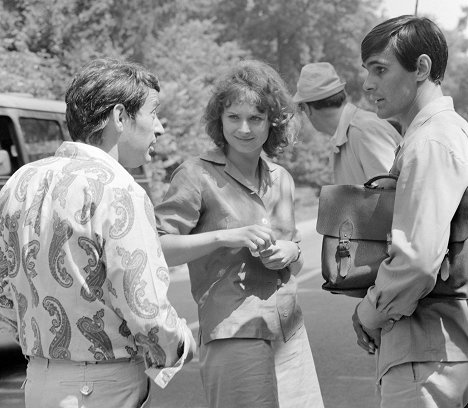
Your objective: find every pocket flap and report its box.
[316,184,395,240]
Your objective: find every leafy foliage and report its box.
[0,0,467,201]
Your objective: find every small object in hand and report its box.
[250,248,260,257]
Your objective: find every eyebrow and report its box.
[363,58,390,68]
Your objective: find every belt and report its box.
[28,356,137,365]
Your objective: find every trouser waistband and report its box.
[28,355,141,366]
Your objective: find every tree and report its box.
[443,6,468,120]
[212,0,382,96]
[143,15,248,201]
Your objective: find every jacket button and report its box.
[282,311,288,317]
[277,279,282,287]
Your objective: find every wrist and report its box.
[290,242,301,264]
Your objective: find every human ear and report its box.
[415,54,432,82]
[301,103,311,117]
[112,104,127,132]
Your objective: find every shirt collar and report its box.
[404,96,454,140]
[200,148,277,196]
[331,103,357,152]
[55,141,121,168]
[200,147,276,173]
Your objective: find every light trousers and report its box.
[25,356,151,408]
[380,361,468,408]
[199,325,324,408]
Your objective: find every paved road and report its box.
[0,219,379,408]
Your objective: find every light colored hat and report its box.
[293,62,346,103]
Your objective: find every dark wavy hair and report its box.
[361,15,448,85]
[65,58,160,145]
[203,60,299,157]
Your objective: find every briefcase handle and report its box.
[364,174,398,189]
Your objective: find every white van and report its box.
[0,92,152,194]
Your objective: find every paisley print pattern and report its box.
[22,240,40,307]
[144,194,157,234]
[0,294,13,309]
[30,317,44,357]
[0,188,10,233]
[24,170,53,235]
[117,246,158,319]
[74,178,103,225]
[0,314,18,335]
[0,246,10,293]
[115,308,132,337]
[107,280,117,298]
[125,346,138,358]
[55,142,79,159]
[11,284,27,350]
[53,159,114,211]
[77,309,115,360]
[5,211,21,278]
[0,142,186,363]
[135,326,167,368]
[0,246,13,309]
[52,173,76,208]
[49,212,73,288]
[79,236,106,303]
[43,296,71,359]
[114,308,132,338]
[119,319,132,338]
[156,244,163,258]
[14,168,36,202]
[156,266,170,287]
[110,188,134,239]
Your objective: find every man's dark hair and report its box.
[65,58,160,145]
[361,15,448,85]
[306,90,346,110]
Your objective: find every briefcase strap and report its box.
[337,219,353,277]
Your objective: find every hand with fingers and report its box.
[219,224,276,254]
[258,240,300,270]
[352,306,381,354]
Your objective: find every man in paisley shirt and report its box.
[0,58,196,408]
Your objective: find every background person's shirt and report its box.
[331,103,401,184]
[155,149,304,345]
[357,96,468,380]
[0,141,191,368]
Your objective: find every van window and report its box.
[19,117,63,161]
[0,115,19,173]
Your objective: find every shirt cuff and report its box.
[357,295,396,331]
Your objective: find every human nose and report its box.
[362,74,374,92]
[154,116,165,137]
[239,120,250,133]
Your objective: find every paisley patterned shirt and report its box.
[0,141,191,367]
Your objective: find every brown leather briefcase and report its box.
[316,175,468,298]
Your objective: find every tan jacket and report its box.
[332,103,401,184]
[358,97,468,380]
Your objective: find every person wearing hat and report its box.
[294,62,401,184]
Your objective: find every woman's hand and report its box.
[218,224,276,252]
[258,240,299,270]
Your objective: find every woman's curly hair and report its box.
[203,60,299,157]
